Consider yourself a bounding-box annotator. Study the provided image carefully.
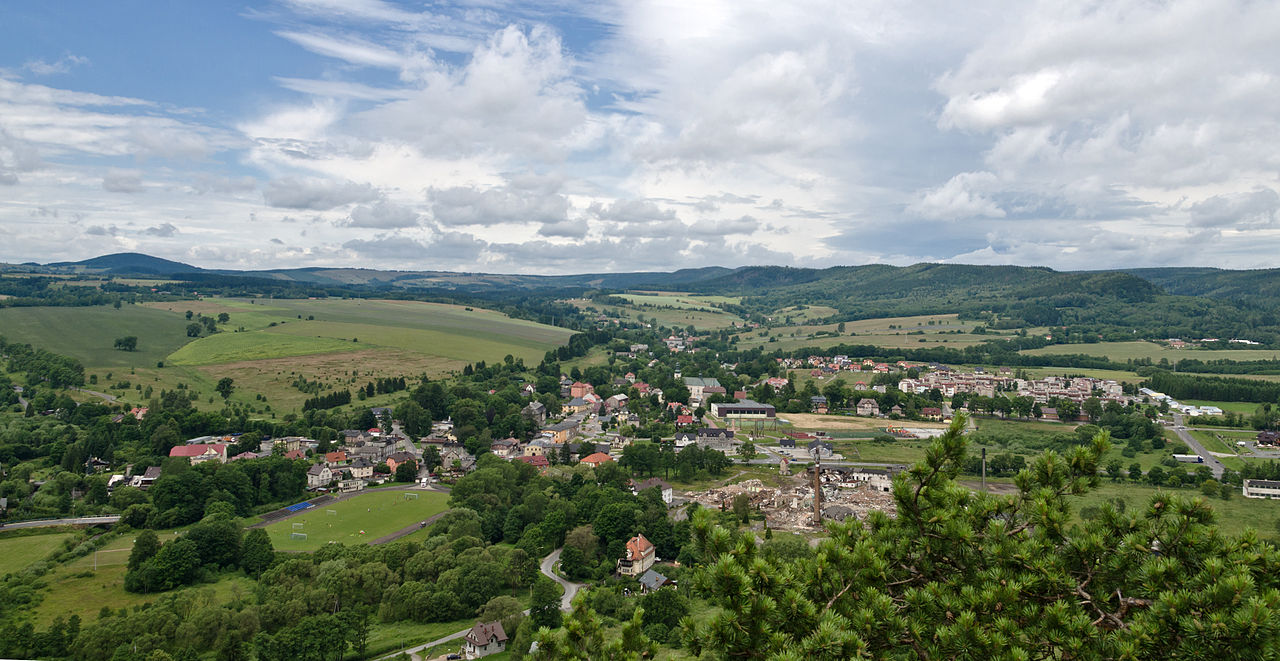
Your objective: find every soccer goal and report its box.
[326,509,337,515]
[291,533,308,540]
[292,522,305,530]
[404,492,419,500]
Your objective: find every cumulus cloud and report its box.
[343,230,486,262]
[346,200,421,228]
[430,185,569,226]
[263,176,379,210]
[1190,188,1280,228]
[908,172,1006,220]
[84,224,119,236]
[144,223,179,237]
[102,169,144,193]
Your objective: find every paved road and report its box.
[73,387,117,403]
[0,515,120,530]
[540,547,586,610]
[1171,414,1224,478]
[376,548,582,661]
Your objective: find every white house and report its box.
[463,621,507,659]
[306,464,333,489]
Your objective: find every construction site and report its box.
[686,465,901,531]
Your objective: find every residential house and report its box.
[169,443,228,465]
[338,473,364,493]
[463,621,508,659]
[638,569,673,593]
[525,438,556,457]
[348,457,375,480]
[129,466,162,490]
[543,420,580,444]
[580,452,613,468]
[810,395,829,414]
[306,464,333,489]
[675,414,695,426]
[856,398,881,417]
[521,401,547,426]
[920,407,943,421]
[605,394,629,410]
[284,449,306,460]
[386,451,416,474]
[632,478,673,505]
[563,397,591,415]
[515,455,549,469]
[324,451,348,466]
[570,382,595,398]
[490,438,522,458]
[674,431,698,449]
[441,444,475,473]
[617,534,657,577]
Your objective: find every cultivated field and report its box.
[1021,341,1280,363]
[567,298,742,330]
[0,304,193,368]
[261,489,450,552]
[736,313,1013,352]
[9,298,573,414]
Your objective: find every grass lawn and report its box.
[1021,341,1280,364]
[1190,430,1241,455]
[0,532,73,575]
[262,489,450,552]
[1069,482,1280,537]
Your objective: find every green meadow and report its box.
[1021,341,1280,363]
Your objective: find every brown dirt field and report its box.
[197,349,465,411]
[780,413,949,431]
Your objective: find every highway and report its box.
[1170,414,1224,478]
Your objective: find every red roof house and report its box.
[580,452,613,467]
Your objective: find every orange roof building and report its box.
[618,533,656,576]
[580,452,613,467]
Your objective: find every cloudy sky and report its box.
[1,0,1278,273]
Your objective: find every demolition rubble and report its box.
[687,467,900,531]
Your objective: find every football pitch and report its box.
[262,489,450,552]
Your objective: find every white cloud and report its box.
[908,172,1006,220]
[430,184,569,226]
[23,53,89,76]
[263,176,379,210]
[102,169,144,193]
[346,200,421,228]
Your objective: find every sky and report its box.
[1,0,1278,274]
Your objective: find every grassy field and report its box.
[0,304,194,368]
[7,297,573,414]
[261,489,450,552]
[1068,482,1279,537]
[617,293,738,311]
[0,532,74,575]
[568,299,742,330]
[1182,399,1259,415]
[167,330,356,366]
[735,313,1025,353]
[1021,341,1280,363]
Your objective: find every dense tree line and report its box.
[1141,369,1280,403]
[0,338,85,388]
[300,389,351,411]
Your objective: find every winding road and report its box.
[375,548,584,661]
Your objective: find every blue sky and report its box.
[1,1,1279,273]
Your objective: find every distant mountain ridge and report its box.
[28,253,1280,305]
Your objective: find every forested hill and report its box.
[1124,267,1280,302]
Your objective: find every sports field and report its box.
[261,489,450,552]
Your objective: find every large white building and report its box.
[1243,479,1280,499]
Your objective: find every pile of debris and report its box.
[687,473,897,531]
